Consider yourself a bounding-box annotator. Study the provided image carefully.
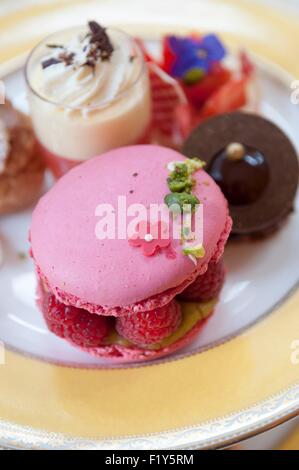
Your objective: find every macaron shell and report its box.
[35,214,231,316]
[31,145,229,310]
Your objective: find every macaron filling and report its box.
[40,281,215,352]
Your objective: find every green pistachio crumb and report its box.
[185,158,206,173]
[167,177,194,193]
[173,163,188,177]
[183,244,206,259]
[165,192,200,213]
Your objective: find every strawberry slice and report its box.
[199,77,248,119]
[240,50,255,77]
[161,36,177,74]
[182,64,231,108]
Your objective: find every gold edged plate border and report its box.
[0,384,298,450]
[0,0,299,450]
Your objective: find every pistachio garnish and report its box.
[165,158,205,263]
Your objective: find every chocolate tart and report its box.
[182,112,299,236]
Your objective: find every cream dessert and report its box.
[25,22,151,177]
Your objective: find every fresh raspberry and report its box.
[180,260,225,302]
[42,291,111,347]
[116,301,181,347]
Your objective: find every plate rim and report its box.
[1,49,298,368]
[0,383,298,450]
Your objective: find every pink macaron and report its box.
[31,145,232,361]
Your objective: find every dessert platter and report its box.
[0,1,299,450]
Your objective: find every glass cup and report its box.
[25,26,152,178]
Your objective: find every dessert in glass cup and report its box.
[25,21,152,177]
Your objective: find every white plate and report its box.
[0,57,298,367]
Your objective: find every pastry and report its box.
[30,145,232,361]
[139,33,258,146]
[25,21,151,177]
[182,111,299,237]
[0,100,45,214]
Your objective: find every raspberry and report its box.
[116,301,181,347]
[180,260,225,302]
[42,291,111,347]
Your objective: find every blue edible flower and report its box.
[168,34,226,80]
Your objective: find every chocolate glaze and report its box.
[208,144,270,206]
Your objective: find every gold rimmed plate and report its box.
[0,0,298,450]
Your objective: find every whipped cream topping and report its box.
[34,23,141,114]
